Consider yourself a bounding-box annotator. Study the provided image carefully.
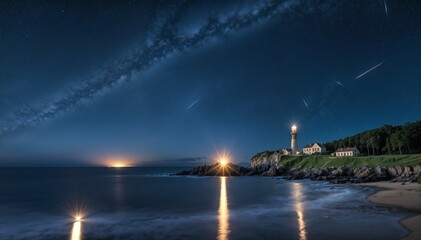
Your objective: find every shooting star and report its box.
[335,81,345,88]
[355,62,383,79]
[302,99,309,109]
[187,98,200,110]
[384,0,388,16]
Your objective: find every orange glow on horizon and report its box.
[110,163,131,168]
[102,156,134,168]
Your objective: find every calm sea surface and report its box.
[0,167,410,240]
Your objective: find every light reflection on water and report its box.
[218,177,230,240]
[70,221,82,240]
[113,175,126,211]
[292,182,307,240]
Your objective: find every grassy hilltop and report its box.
[275,154,421,169]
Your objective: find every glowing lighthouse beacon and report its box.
[291,125,298,154]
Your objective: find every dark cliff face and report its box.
[250,150,283,169]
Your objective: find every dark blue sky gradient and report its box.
[0,1,420,165]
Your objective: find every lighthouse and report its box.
[291,125,298,154]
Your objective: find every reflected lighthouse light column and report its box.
[218,177,230,240]
[292,182,307,240]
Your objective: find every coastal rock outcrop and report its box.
[250,150,283,173]
[279,165,420,183]
[175,163,420,183]
[249,150,421,183]
[175,151,421,184]
[261,165,285,176]
[175,163,251,176]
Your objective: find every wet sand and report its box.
[358,182,421,240]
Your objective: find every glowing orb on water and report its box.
[68,200,88,240]
[74,215,82,222]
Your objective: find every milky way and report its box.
[0,0,309,137]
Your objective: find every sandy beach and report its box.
[358,182,421,240]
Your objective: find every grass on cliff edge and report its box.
[275,154,421,169]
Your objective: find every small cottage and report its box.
[335,147,360,157]
[303,143,326,155]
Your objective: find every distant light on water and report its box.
[69,203,87,223]
[74,215,82,222]
[217,151,230,166]
[215,151,233,176]
[218,177,230,240]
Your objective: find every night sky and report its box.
[0,1,420,166]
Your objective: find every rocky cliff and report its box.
[250,150,283,171]
[175,163,251,176]
[250,151,421,183]
[176,151,421,183]
[283,165,421,183]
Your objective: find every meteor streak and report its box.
[384,0,388,16]
[355,62,383,79]
[187,98,200,110]
[335,81,345,88]
[302,99,309,108]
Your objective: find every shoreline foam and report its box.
[357,182,421,240]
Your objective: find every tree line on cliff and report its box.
[325,121,421,155]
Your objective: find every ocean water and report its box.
[0,167,410,240]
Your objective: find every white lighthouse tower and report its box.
[291,125,298,154]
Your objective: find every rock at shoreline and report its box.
[279,165,420,183]
[174,160,421,184]
[175,163,251,176]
